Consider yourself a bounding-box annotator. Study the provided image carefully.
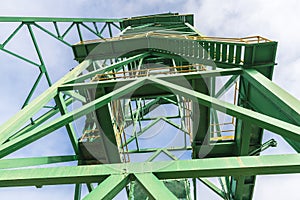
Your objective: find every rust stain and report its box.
[237,157,245,167]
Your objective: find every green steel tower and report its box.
[0,13,299,199]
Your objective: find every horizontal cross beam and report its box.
[0,154,299,187]
[59,68,242,91]
[0,17,122,23]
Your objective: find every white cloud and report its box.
[255,174,300,199]
[183,0,300,98]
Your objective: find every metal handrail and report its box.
[77,32,272,45]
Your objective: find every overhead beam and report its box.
[0,17,122,23]
[60,68,242,92]
[0,154,299,187]
[0,155,77,169]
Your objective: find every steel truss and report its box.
[0,13,299,200]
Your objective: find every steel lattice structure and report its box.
[0,13,299,200]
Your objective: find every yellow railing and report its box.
[92,64,206,81]
[78,32,272,45]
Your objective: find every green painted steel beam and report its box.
[54,94,79,154]
[0,13,289,200]
[134,173,177,199]
[120,13,193,28]
[185,22,205,36]
[72,30,276,69]
[192,78,210,146]
[74,184,82,200]
[162,117,189,134]
[162,149,179,160]
[193,178,197,200]
[63,91,86,103]
[0,47,40,66]
[127,142,236,158]
[130,97,161,120]
[243,69,300,122]
[211,108,221,137]
[86,183,94,193]
[83,175,130,200]
[215,75,239,98]
[0,154,299,187]
[128,181,135,199]
[8,98,73,141]
[233,120,253,200]
[0,60,91,145]
[146,149,163,162]
[21,72,44,109]
[127,146,192,154]
[33,23,72,47]
[60,68,242,92]
[27,24,51,83]
[0,78,145,158]
[218,177,232,199]
[193,142,237,158]
[0,17,122,23]
[232,75,260,200]
[1,23,23,47]
[123,110,184,150]
[23,24,52,108]
[93,87,121,163]
[198,178,227,199]
[123,117,162,148]
[243,69,300,152]
[236,120,252,156]
[145,148,178,162]
[0,155,77,169]
[0,17,121,135]
[65,52,150,84]
[131,98,142,150]
[147,77,300,143]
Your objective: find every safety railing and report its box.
[78,32,271,44]
[92,64,206,81]
[79,129,101,142]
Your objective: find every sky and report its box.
[0,0,299,199]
